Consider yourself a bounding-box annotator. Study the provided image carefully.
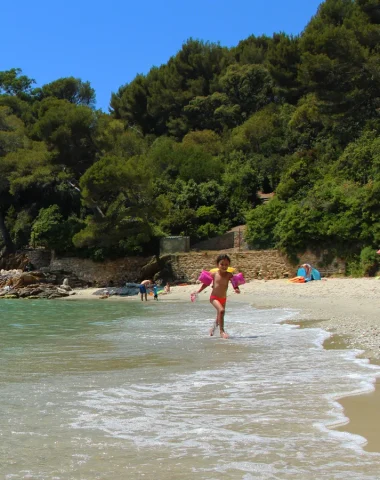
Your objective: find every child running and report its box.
[196,254,240,339]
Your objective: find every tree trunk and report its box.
[0,209,15,254]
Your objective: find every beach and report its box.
[3,278,380,476]
[72,277,380,362]
[70,277,380,453]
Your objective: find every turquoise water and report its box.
[1,298,380,479]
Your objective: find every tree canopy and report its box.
[1,0,380,273]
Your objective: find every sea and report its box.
[1,298,380,479]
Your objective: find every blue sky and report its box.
[2,0,322,112]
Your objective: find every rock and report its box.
[0,280,71,299]
[140,256,160,280]
[57,287,70,294]
[12,272,46,288]
[18,287,43,298]
[140,255,172,282]
[59,281,72,291]
[49,293,69,299]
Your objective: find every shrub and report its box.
[360,246,379,276]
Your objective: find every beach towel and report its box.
[288,276,306,283]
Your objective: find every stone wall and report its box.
[169,250,345,283]
[233,229,247,249]
[18,248,345,287]
[170,251,293,283]
[49,256,150,286]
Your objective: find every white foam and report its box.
[2,300,380,478]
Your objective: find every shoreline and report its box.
[67,277,380,452]
[68,278,380,361]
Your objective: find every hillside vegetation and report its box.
[1,0,379,274]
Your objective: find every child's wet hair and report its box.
[216,254,231,264]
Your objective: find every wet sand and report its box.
[320,333,380,453]
[336,378,380,453]
[67,277,380,451]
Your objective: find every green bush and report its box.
[345,257,362,278]
[360,246,379,276]
[346,248,379,277]
[31,206,83,253]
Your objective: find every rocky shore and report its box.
[0,269,76,300]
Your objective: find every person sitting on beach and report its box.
[164,282,171,294]
[195,254,240,339]
[139,279,151,301]
[301,263,312,279]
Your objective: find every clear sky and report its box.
[1,0,322,112]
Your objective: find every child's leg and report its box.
[209,317,217,336]
[209,298,221,336]
[210,298,228,338]
[218,308,229,339]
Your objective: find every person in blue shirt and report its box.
[153,283,158,301]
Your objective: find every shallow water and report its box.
[0,298,380,479]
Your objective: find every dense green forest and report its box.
[1,0,379,274]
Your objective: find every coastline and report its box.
[68,277,380,452]
[69,278,380,362]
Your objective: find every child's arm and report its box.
[197,283,208,294]
[191,281,208,302]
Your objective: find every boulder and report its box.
[59,278,72,291]
[140,255,172,282]
[12,272,46,288]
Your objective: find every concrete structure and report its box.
[191,226,248,251]
[160,236,190,255]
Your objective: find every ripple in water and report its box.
[0,299,379,479]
